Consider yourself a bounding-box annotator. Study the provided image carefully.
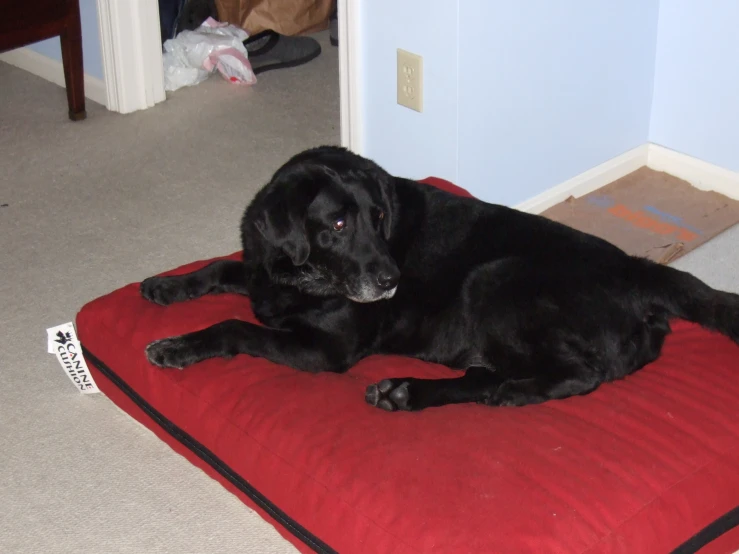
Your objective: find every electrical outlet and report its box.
[397,49,423,112]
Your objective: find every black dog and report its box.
[142,146,739,411]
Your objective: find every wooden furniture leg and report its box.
[0,0,87,121]
[60,0,86,121]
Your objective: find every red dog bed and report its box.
[77,178,739,554]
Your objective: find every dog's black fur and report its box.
[142,146,739,411]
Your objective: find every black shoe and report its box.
[244,30,322,75]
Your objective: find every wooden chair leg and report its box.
[60,0,86,121]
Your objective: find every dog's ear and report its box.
[253,192,310,266]
[375,170,397,240]
[250,159,338,267]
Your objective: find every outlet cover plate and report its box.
[397,49,423,112]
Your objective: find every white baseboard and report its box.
[515,145,649,213]
[0,47,107,108]
[647,144,739,200]
[515,143,739,213]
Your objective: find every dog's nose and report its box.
[377,270,399,290]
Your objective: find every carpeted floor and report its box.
[1,30,338,554]
[1,28,738,552]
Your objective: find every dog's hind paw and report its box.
[365,379,415,411]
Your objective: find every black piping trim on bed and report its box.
[80,345,739,554]
[671,504,739,554]
[81,345,337,554]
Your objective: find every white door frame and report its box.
[96,0,166,113]
[338,0,362,152]
[97,0,361,148]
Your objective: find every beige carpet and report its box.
[2,28,739,552]
[1,30,338,554]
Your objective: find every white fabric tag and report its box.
[47,322,100,394]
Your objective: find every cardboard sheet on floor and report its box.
[542,167,739,263]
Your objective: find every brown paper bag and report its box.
[215,0,332,36]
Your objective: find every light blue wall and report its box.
[457,1,659,205]
[358,0,661,205]
[649,1,739,173]
[27,0,103,80]
[359,0,459,183]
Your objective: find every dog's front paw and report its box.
[365,378,421,411]
[145,336,203,369]
[140,276,191,306]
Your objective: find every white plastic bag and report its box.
[162,17,257,92]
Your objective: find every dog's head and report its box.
[244,146,400,303]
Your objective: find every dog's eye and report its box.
[377,211,385,221]
[333,219,346,231]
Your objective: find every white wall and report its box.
[457,1,659,205]
[649,0,739,173]
[359,0,661,205]
[359,0,459,184]
[27,0,104,80]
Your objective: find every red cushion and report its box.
[76,178,739,554]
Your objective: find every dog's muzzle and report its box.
[347,275,399,303]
